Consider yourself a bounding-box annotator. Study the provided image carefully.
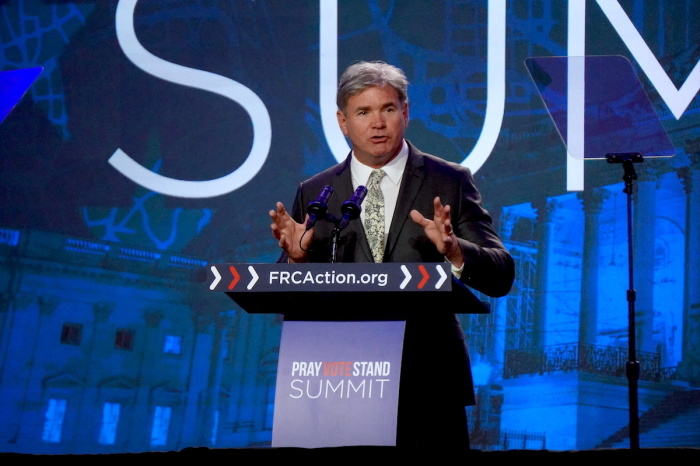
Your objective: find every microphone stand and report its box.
[324,213,353,263]
[325,215,342,263]
[606,152,642,450]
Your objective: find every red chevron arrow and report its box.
[228,265,241,290]
[417,264,429,289]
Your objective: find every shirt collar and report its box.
[350,139,408,187]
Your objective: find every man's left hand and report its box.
[410,196,464,268]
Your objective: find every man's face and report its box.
[336,84,409,168]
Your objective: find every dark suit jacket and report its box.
[280,141,514,409]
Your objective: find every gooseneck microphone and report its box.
[305,185,334,230]
[337,185,368,230]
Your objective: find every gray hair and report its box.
[336,61,409,112]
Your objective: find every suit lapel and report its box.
[385,144,425,259]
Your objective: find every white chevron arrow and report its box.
[400,265,412,289]
[435,264,447,288]
[209,266,221,290]
[247,266,259,290]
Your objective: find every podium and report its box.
[208,262,488,447]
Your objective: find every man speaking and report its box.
[270,60,514,448]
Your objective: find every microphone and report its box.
[337,185,368,230]
[305,185,334,230]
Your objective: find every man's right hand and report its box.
[269,202,311,263]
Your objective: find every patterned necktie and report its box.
[364,169,386,263]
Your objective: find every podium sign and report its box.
[209,262,452,293]
[272,320,405,447]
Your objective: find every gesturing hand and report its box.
[409,196,463,268]
[269,202,311,263]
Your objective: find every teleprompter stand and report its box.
[607,151,643,449]
[526,55,676,450]
[208,262,488,447]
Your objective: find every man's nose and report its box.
[371,112,386,127]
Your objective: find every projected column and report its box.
[677,150,700,385]
[577,188,609,345]
[532,198,558,349]
[633,166,661,354]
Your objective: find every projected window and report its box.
[115,329,135,350]
[98,402,121,445]
[163,335,182,355]
[41,398,67,443]
[150,405,171,446]
[60,323,83,345]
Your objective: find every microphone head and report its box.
[306,185,334,229]
[340,185,368,220]
[307,185,333,215]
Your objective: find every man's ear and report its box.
[336,110,348,135]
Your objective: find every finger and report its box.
[271,202,287,220]
[433,197,446,218]
[410,209,428,226]
[276,202,288,216]
[270,225,282,240]
[443,216,453,235]
[435,202,451,227]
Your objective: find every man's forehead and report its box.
[346,85,402,107]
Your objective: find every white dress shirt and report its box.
[350,140,409,244]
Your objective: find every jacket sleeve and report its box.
[453,168,515,298]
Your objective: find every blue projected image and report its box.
[0,0,699,455]
[0,67,42,124]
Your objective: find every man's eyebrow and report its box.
[353,102,397,111]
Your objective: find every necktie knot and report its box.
[368,169,385,187]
